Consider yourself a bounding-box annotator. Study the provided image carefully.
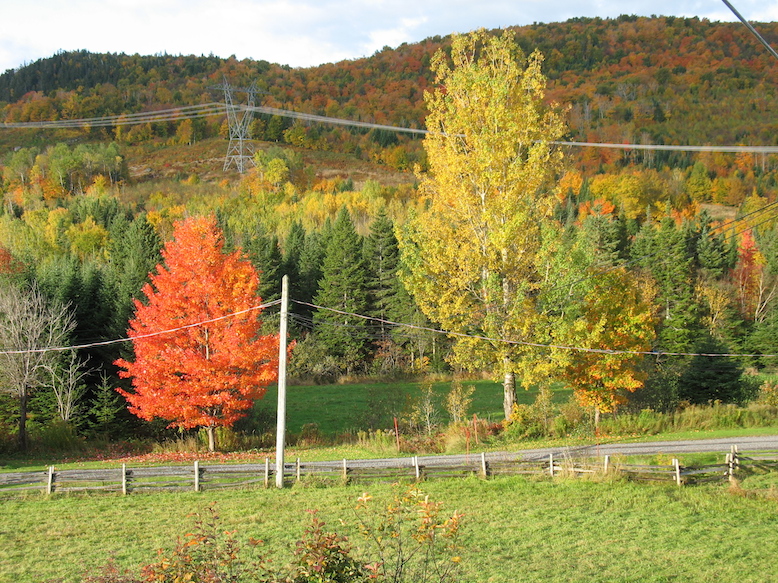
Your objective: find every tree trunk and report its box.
[594,407,601,434]
[18,389,28,451]
[206,426,216,452]
[503,370,517,420]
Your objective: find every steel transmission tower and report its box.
[216,76,258,173]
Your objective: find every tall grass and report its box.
[600,402,778,436]
[2,475,777,583]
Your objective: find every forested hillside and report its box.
[1,17,778,453]
[3,16,778,159]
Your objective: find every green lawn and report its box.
[256,379,571,435]
[1,474,776,582]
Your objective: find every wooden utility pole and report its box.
[275,275,289,488]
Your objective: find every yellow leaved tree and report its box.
[556,268,658,428]
[399,29,567,419]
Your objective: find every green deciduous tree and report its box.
[400,29,567,418]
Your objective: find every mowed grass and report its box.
[1,475,777,583]
[257,379,572,435]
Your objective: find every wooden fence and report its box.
[1,448,776,497]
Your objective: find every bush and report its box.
[553,398,591,437]
[289,512,370,582]
[600,409,668,436]
[503,386,557,440]
[757,381,778,407]
[84,489,465,583]
[32,420,85,452]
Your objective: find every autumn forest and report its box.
[1,16,778,453]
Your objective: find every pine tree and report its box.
[313,207,370,375]
[365,209,401,334]
[634,218,701,353]
[679,334,745,404]
[696,211,729,277]
[106,213,162,338]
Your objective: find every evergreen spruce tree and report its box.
[242,232,283,303]
[313,207,370,374]
[295,223,328,314]
[106,214,162,338]
[283,220,306,300]
[580,213,628,265]
[364,209,432,372]
[696,211,729,277]
[679,334,745,404]
[634,218,701,353]
[365,209,401,335]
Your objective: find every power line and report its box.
[722,0,778,62]
[0,292,772,360]
[293,300,778,359]
[553,140,778,154]
[4,101,778,155]
[1,103,228,129]
[0,299,281,356]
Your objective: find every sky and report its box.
[1,0,777,74]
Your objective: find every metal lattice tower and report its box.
[217,76,258,173]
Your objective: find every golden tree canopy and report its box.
[400,29,567,417]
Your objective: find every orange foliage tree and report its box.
[116,215,279,451]
[558,268,657,428]
[732,229,770,322]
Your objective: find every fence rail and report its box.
[1,448,775,497]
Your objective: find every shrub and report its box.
[599,409,667,436]
[354,487,464,583]
[503,386,558,440]
[33,420,85,452]
[289,512,369,582]
[757,381,778,407]
[445,381,474,424]
[553,398,591,437]
[84,490,465,583]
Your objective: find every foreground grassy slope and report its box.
[1,476,777,582]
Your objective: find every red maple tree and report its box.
[116,215,279,451]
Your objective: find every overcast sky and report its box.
[1,1,776,74]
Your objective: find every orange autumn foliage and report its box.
[116,215,279,437]
[560,268,657,415]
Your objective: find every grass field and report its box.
[255,378,572,436]
[1,473,777,583]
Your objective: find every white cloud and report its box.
[0,0,774,73]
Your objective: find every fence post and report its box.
[46,466,55,495]
[603,455,610,474]
[414,456,420,481]
[549,453,555,477]
[194,461,200,492]
[672,458,682,486]
[481,452,488,478]
[264,458,270,489]
[342,459,348,482]
[296,457,301,482]
[121,464,127,496]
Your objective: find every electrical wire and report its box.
[0,299,281,356]
[722,0,778,62]
[0,287,773,360]
[293,300,778,359]
[1,103,228,129]
[3,100,778,154]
